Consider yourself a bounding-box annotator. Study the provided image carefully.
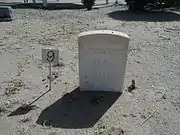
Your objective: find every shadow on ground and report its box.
[8,105,37,116]
[36,87,121,129]
[8,89,51,117]
[0,2,84,10]
[108,10,180,22]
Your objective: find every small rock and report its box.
[94,130,98,134]
[130,113,136,117]
[20,117,31,123]
[52,72,56,76]
[108,127,124,135]
[59,62,65,67]
[128,80,136,92]
[53,82,57,85]
[5,101,10,106]
[123,114,128,117]
[42,79,46,82]
[90,96,104,105]
[136,60,141,63]
[64,93,79,102]
[141,114,146,119]
[102,125,106,129]
[161,94,167,99]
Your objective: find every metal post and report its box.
[49,63,52,90]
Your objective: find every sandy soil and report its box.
[0,3,180,135]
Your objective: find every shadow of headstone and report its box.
[36,87,121,128]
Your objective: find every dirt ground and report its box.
[0,3,180,135]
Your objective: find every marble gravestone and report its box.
[78,30,129,92]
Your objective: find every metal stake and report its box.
[49,62,52,90]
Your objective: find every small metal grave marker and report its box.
[42,48,59,90]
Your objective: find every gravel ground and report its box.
[0,4,180,135]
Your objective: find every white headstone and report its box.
[78,30,129,92]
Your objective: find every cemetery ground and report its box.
[0,4,180,135]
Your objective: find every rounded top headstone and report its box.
[78,30,129,39]
[78,30,130,92]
